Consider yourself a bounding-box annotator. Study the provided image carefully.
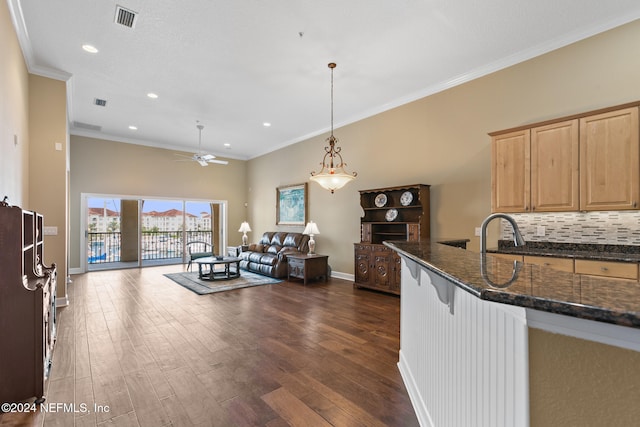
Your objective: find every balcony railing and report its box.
[88,230,213,264]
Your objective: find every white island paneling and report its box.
[398,257,529,427]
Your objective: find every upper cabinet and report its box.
[579,107,639,211]
[531,119,580,212]
[491,130,530,212]
[491,103,640,213]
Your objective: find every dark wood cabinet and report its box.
[354,184,430,295]
[0,203,57,404]
[287,254,329,285]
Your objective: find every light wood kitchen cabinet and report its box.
[530,120,580,212]
[491,253,523,262]
[491,130,530,212]
[574,259,638,281]
[492,120,579,213]
[491,102,640,213]
[524,255,574,273]
[579,107,640,211]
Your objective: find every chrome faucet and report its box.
[480,213,525,253]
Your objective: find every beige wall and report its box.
[2,2,68,299]
[68,136,248,270]
[0,0,29,205]
[28,75,68,299]
[249,20,640,276]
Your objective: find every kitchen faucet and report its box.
[480,213,525,253]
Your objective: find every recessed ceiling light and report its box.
[224,143,231,148]
[147,93,158,99]
[82,44,98,53]
[263,122,271,127]
[128,125,138,130]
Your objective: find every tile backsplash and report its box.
[500,211,640,245]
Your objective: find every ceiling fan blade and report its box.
[207,159,228,165]
[201,154,215,161]
[197,159,209,166]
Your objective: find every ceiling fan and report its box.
[175,123,228,166]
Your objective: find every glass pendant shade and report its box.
[310,169,356,193]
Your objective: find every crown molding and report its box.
[7,0,71,81]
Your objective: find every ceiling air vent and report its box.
[115,5,137,28]
[94,98,107,107]
[73,121,102,132]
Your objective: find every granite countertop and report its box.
[384,240,640,329]
[490,241,640,262]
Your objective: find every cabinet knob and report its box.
[601,267,609,272]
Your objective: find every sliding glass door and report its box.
[140,199,184,267]
[84,194,225,271]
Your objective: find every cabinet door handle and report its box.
[601,267,609,272]
[543,262,550,266]
[634,201,637,208]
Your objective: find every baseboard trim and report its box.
[331,271,354,281]
[56,295,69,307]
[398,351,433,427]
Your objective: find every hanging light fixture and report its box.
[310,63,357,193]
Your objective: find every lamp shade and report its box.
[238,221,252,233]
[310,171,356,193]
[303,221,320,235]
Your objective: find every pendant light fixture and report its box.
[310,63,357,193]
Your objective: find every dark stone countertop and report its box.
[490,241,640,262]
[384,240,640,329]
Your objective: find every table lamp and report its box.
[238,221,251,245]
[303,221,320,255]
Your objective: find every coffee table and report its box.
[194,256,241,281]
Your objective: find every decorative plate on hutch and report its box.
[385,208,398,222]
[374,193,387,207]
[400,191,413,206]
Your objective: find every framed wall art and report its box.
[276,183,308,225]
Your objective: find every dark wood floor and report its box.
[0,265,419,427]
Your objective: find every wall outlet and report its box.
[535,225,545,237]
[475,227,481,237]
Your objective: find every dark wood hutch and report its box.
[0,201,57,404]
[354,184,430,295]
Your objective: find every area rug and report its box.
[163,270,282,295]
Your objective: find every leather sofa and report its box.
[239,231,309,278]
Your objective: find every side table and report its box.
[228,245,249,257]
[287,254,329,285]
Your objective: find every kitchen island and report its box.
[385,240,640,427]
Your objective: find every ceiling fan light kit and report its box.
[175,123,228,166]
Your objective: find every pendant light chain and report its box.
[330,63,334,138]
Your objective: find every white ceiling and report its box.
[9,0,640,161]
